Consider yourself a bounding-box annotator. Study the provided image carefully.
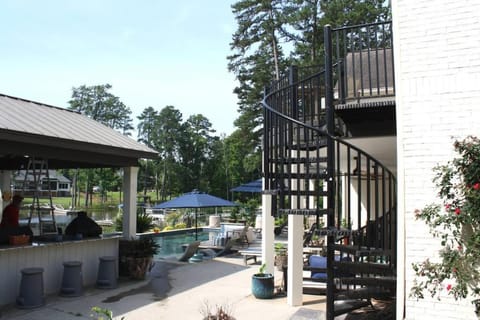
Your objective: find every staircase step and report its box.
[332,244,392,257]
[333,300,371,317]
[271,157,328,164]
[335,287,393,300]
[262,189,329,198]
[279,208,330,216]
[340,276,396,288]
[287,140,328,151]
[276,172,328,180]
[333,261,394,276]
[262,189,280,195]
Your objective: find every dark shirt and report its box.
[65,211,102,237]
[0,203,20,228]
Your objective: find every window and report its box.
[58,183,69,190]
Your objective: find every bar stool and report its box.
[60,261,83,297]
[96,256,117,289]
[16,267,45,309]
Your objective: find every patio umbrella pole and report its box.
[195,208,198,241]
[152,190,238,242]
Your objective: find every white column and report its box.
[287,214,303,306]
[0,170,11,211]
[122,166,139,239]
[262,192,275,275]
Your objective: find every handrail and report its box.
[262,90,395,176]
[332,20,392,32]
[262,20,396,320]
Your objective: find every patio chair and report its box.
[231,225,249,247]
[238,246,262,265]
[215,238,236,257]
[178,241,201,262]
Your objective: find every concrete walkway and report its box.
[1,254,326,320]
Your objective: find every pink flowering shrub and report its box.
[411,136,480,311]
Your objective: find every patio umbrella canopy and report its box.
[153,190,237,240]
[230,179,262,193]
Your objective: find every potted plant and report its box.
[274,243,288,271]
[119,237,160,280]
[199,301,236,320]
[251,264,274,299]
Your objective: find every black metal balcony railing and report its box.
[262,21,396,320]
[333,21,395,104]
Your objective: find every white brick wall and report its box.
[394,0,480,319]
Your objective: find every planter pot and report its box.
[126,256,153,280]
[252,273,274,299]
[275,255,288,271]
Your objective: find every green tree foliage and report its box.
[69,84,133,135]
[137,106,228,200]
[285,0,391,66]
[203,135,230,199]
[227,0,391,189]
[137,107,160,196]
[137,106,158,148]
[227,0,290,189]
[178,114,217,193]
[67,84,133,205]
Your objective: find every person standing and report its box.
[0,195,24,228]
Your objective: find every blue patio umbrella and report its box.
[230,179,262,193]
[153,190,237,240]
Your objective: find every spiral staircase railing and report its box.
[261,22,396,319]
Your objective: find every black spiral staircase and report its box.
[262,22,396,319]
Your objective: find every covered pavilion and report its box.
[0,93,158,307]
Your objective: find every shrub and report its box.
[411,136,480,312]
[174,223,187,229]
[114,206,154,233]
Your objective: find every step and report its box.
[279,208,330,216]
[262,188,329,197]
[267,172,329,180]
[333,300,371,317]
[287,141,328,151]
[333,260,394,276]
[262,189,280,195]
[335,287,393,300]
[339,276,396,288]
[332,244,392,257]
[271,156,328,164]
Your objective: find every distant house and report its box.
[12,170,71,197]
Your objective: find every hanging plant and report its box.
[411,136,480,314]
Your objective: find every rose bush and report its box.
[411,136,480,312]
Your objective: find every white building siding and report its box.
[394,0,480,319]
[0,237,119,307]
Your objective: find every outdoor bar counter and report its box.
[0,234,120,307]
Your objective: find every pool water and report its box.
[152,231,211,259]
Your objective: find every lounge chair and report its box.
[215,238,236,257]
[178,241,201,262]
[230,225,249,247]
[238,247,262,265]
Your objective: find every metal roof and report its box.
[0,93,158,169]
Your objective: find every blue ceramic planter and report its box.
[251,273,274,299]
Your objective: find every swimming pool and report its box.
[151,230,212,259]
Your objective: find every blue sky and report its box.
[0,0,238,136]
